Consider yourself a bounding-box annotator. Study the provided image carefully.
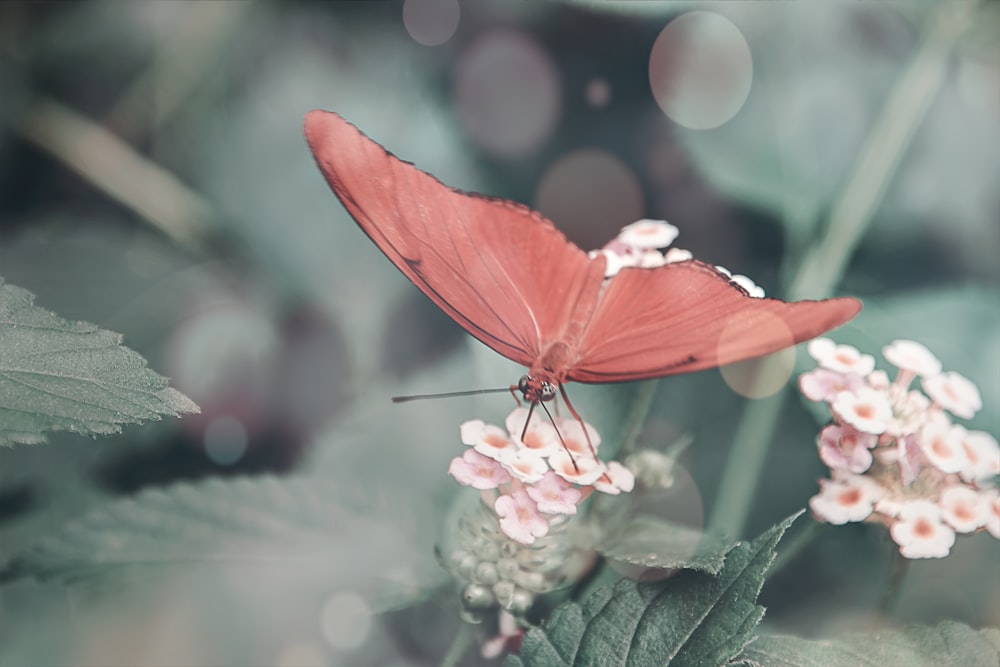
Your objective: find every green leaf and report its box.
[507,512,800,667]
[0,277,198,446]
[593,515,738,576]
[736,622,1000,667]
[0,474,446,609]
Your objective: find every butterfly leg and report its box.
[536,400,580,471]
[508,384,523,406]
[559,384,598,459]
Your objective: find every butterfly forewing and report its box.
[304,110,606,368]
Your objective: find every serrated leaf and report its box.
[735,622,1000,667]
[594,515,738,576]
[0,474,446,612]
[508,512,800,667]
[0,277,198,446]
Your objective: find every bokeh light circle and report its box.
[203,415,248,466]
[319,591,371,652]
[585,77,612,108]
[534,149,644,243]
[454,29,561,158]
[649,11,753,130]
[402,0,460,47]
[718,311,796,399]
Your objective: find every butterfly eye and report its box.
[517,375,531,393]
[539,382,557,402]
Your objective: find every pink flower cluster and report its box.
[801,338,999,558]
[448,407,634,545]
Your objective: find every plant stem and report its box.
[440,620,475,667]
[708,1,971,539]
[878,549,911,617]
[618,380,660,458]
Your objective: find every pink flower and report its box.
[817,424,877,473]
[617,219,679,249]
[448,450,512,490]
[983,489,1000,539]
[461,420,517,460]
[525,472,581,515]
[495,490,550,545]
[939,486,988,533]
[832,387,893,434]
[808,338,876,376]
[548,450,605,486]
[810,475,885,524]
[919,418,970,474]
[883,340,941,378]
[593,461,636,495]
[799,368,865,403]
[890,500,956,559]
[923,371,982,420]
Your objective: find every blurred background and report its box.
[0,1,997,665]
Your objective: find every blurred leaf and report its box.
[0,277,198,447]
[0,473,446,612]
[594,515,737,575]
[735,622,1000,667]
[506,512,800,666]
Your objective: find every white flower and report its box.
[883,340,941,378]
[548,450,605,486]
[810,475,885,524]
[808,339,876,376]
[505,407,561,458]
[889,500,956,559]
[636,250,667,268]
[617,219,679,249]
[959,430,1000,483]
[461,420,517,461]
[919,419,970,474]
[939,486,988,533]
[923,371,982,420]
[664,247,693,263]
[497,448,549,484]
[593,460,636,495]
[833,387,894,434]
[553,417,601,458]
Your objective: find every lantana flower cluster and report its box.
[801,338,1000,558]
[449,407,635,546]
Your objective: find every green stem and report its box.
[440,620,475,667]
[618,380,660,458]
[708,1,971,539]
[878,549,911,617]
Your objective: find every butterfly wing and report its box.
[568,260,862,383]
[304,110,607,368]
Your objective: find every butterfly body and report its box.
[304,110,862,406]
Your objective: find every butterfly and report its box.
[304,110,861,447]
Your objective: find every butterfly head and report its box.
[516,374,557,405]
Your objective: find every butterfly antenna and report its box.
[536,400,580,471]
[559,384,597,459]
[391,387,512,403]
